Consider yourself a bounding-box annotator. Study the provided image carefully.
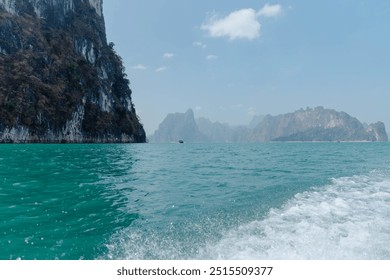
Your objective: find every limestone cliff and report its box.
[0,0,146,143]
[149,109,209,143]
[252,107,388,142]
[196,118,252,143]
[152,107,388,143]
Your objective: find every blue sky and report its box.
[103,0,390,135]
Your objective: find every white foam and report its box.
[199,171,390,259]
[106,171,390,260]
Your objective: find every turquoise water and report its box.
[1,143,390,259]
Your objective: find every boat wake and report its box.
[106,171,390,260]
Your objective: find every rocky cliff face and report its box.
[150,109,265,143]
[365,122,388,142]
[0,0,146,143]
[252,107,388,142]
[196,118,252,143]
[149,109,208,143]
[152,107,388,143]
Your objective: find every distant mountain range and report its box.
[148,107,388,143]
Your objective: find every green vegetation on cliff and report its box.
[0,0,145,143]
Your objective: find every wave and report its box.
[199,171,390,259]
[106,171,390,260]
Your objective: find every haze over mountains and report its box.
[149,107,388,143]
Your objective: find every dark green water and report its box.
[1,143,390,259]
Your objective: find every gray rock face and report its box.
[196,118,251,143]
[0,0,102,22]
[366,122,388,142]
[149,109,208,143]
[0,0,146,143]
[252,107,388,142]
[151,107,388,143]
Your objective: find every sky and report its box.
[103,0,390,135]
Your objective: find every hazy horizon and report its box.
[103,1,390,135]
[146,106,389,137]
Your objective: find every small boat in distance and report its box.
[178,140,184,144]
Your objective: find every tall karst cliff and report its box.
[149,109,209,143]
[0,0,146,143]
[151,107,388,143]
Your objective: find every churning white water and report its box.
[199,171,390,259]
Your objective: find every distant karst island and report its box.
[0,0,145,143]
[149,107,388,143]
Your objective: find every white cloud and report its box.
[201,8,261,40]
[155,66,168,72]
[163,53,175,59]
[193,41,207,49]
[132,64,147,70]
[257,3,282,18]
[201,4,283,40]
[206,54,218,60]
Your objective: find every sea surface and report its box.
[1,143,390,260]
